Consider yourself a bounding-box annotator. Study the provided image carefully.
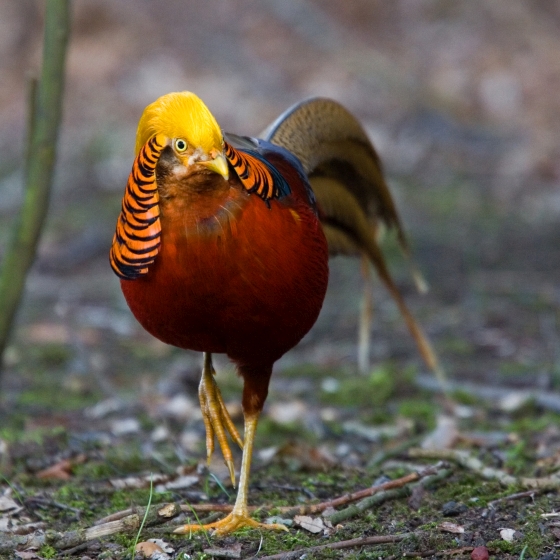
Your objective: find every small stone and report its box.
[110,417,140,436]
[442,501,467,516]
[269,400,307,424]
[471,546,489,560]
[151,425,170,442]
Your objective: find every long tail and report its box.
[263,98,443,381]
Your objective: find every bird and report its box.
[110,91,440,535]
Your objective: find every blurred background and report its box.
[1,0,560,419]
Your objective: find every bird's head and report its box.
[135,91,229,181]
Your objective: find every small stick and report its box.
[328,468,452,524]
[178,464,444,517]
[0,503,182,553]
[409,448,560,490]
[368,435,423,467]
[25,497,82,515]
[489,490,540,507]
[280,469,430,517]
[94,508,134,525]
[257,532,419,560]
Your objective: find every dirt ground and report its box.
[1,2,560,559]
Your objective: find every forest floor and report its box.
[1,179,560,560]
[2,1,560,558]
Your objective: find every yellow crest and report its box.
[135,91,223,155]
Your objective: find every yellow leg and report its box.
[358,255,374,374]
[198,352,243,486]
[174,411,288,536]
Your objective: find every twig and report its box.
[254,483,316,500]
[328,467,452,524]
[0,503,181,553]
[179,465,445,517]
[281,468,435,517]
[25,497,82,515]
[94,508,134,525]
[409,448,560,490]
[368,435,423,467]
[489,489,540,507]
[179,504,253,514]
[257,532,420,560]
[0,0,71,374]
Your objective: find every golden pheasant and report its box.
[110,92,439,535]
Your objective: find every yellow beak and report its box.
[200,153,229,181]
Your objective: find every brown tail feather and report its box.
[264,98,443,382]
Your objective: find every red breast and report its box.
[121,164,329,367]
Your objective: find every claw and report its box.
[199,353,243,486]
[176,410,273,537]
[174,512,288,536]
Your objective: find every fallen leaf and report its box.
[148,539,174,553]
[0,496,22,513]
[136,541,164,558]
[439,521,465,534]
[36,462,71,480]
[35,455,86,480]
[15,552,41,559]
[499,527,516,542]
[294,515,325,534]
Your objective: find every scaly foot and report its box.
[199,353,243,485]
[174,511,288,536]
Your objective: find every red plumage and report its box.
[120,141,328,413]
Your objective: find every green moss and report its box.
[39,544,57,559]
[504,440,530,475]
[450,389,478,405]
[397,399,436,431]
[278,363,339,380]
[255,417,315,446]
[440,336,473,355]
[320,365,397,408]
[487,538,515,554]
[110,488,155,510]
[498,361,534,377]
[0,425,67,447]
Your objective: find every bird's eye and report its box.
[174,138,188,153]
